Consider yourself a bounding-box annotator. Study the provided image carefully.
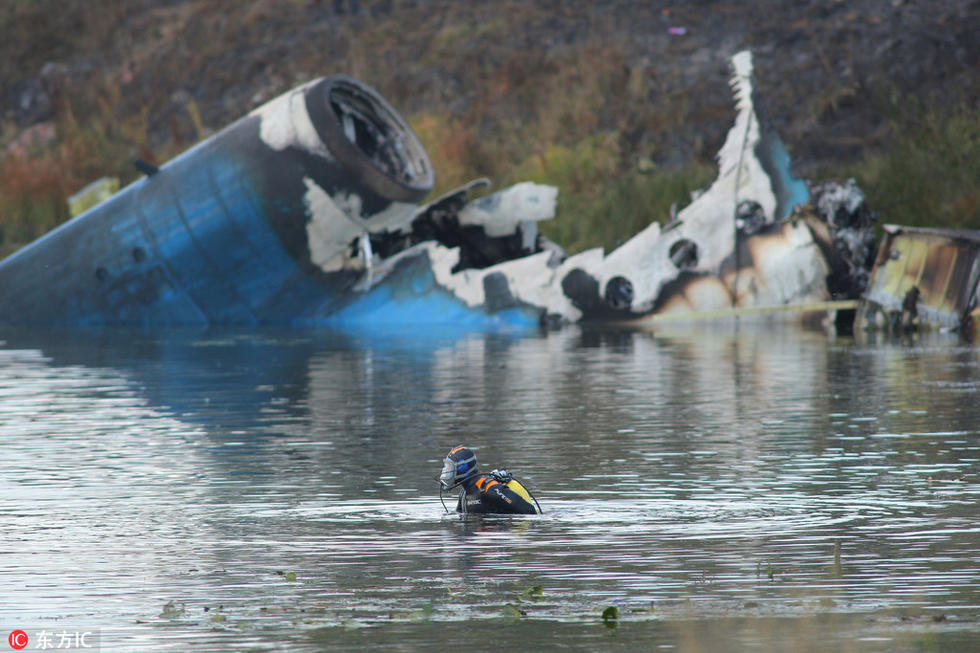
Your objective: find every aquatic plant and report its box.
[159,600,186,619]
[830,540,843,577]
[601,605,619,628]
[521,585,544,600]
[390,605,437,621]
[757,561,776,581]
[503,603,526,618]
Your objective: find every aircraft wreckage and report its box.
[0,51,939,333]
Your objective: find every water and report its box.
[1,324,978,651]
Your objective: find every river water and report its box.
[1,323,978,651]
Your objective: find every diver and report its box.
[438,445,541,515]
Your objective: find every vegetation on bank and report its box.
[0,1,975,258]
[828,95,978,231]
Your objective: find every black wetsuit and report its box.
[455,473,538,514]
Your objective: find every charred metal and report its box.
[1,51,970,337]
[858,225,980,337]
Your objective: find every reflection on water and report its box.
[0,325,977,651]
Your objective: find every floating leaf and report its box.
[523,585,544,598]
[159,600,186,619]
[285,572,297,582]
[602,605,619,627]
[503,603,526,618]
[391,605,436,621]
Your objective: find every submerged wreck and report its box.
[857,225,980,337]
[0,52,885,331]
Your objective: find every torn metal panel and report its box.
[857,225,980,334]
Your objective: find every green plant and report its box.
[825,92,979,230]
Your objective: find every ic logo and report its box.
[8,630,28,650]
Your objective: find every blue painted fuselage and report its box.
[0,79,541,330]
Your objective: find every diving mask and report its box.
[439,446,478,490]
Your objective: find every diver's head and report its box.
[439,445,479,490]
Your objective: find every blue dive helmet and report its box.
[439,445,479,490]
